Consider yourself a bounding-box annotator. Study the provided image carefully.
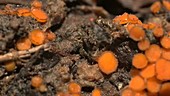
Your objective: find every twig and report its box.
[76,5,110,18]
[0,43,49,63]
[0,0,30,5]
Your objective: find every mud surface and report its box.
[0,0,161,96]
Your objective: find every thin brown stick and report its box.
[0,43,49,63]
[0,0,31,5]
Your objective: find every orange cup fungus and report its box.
[113,12,129,24]
[129,75,145,91]
[129,26,145,41]
[31,0,42,9]
[160,32,170,49]
[155,58,170,81]
[29,29,45,45]
[4,61,16,72]
[45,31,56,41]
[153,26,164,38]
[68,82,81,94]
[162,48,170,60]
[132,53,148,69]
[31,75,43,88]
[134,91,147,96]
[150,1,161,13]
[97,51,118,75]
[137,38,150,51]
[145,44,161,63]
[163,0,170,11]
[113,12,142,25]
[140,64,156,79]
[147,22,157,30]
[31,8,48,23]
[17,8,31,17]
[16,37,32,51]
[121,88,134,96]
[92,88,101,96]
[146,77,161,93]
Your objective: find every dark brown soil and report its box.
[0,0,159,96]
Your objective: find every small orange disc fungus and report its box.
[16,37,32,51]
[132,53,148,69]
[56,92,70,96]
[17,8,31,17]
[126,24,135,33]
[45,31,56,41]
[129,75,145,91]
[153,26,164,37]
[150,1,161,13]
[147,22,156,30]
[160,33,170,49]
[98,51,118,74]
[31,0,42,9]
[31,75,43,88]
[162,48,170,60]
[31,8,48,23]
[128,14,140,24]
[140,64,156,79]
[113,13,129,24]
[159,82,170,96]
[71,94,81,96]
[121,88,134,96]
[134,91,147,96]
[92,88,101,96]
[137,38,150,51]
[146,77,161,93]
[155,58,170,81]
[68,82,81,94]
[145,44,161,63]
[163,0,170,11]
[29,29,45,45]
[4,61,16,72]
[129,26,145,41]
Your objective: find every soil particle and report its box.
[76,60,103,82]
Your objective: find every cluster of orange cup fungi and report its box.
[57,82,81,96]
[0,0,48,23]
[57,82,102,96]
[16,29,56,51]
[113,1,170,95]
[31,75,47,92]
[150,0,170,13]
